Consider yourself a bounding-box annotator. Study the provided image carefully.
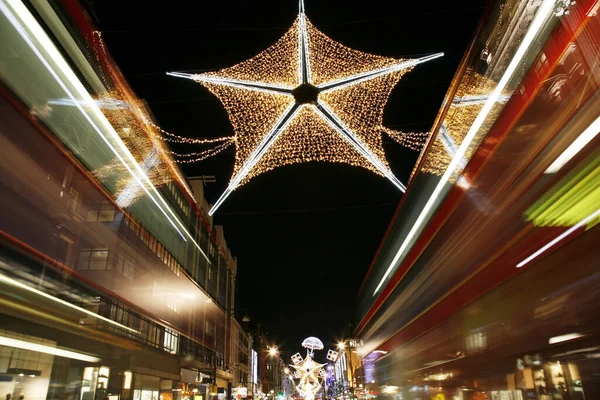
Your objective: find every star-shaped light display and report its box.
[169,0,443,215]
[290,354,326,400]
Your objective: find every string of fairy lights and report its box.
[148,119,234,144]
[305,18,406,87]
[168,139,235,164]
[380,127,429,151]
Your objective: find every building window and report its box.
[77,247,109,270]
[167,300,181,314]
[125,215,182,277]
[116,253,135,280]
[67,187,80,213]
[164,328,179,354]
[86,202,116,222]
[205,320,215,337]
[466,331,487,352]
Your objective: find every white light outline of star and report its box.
[169,0,443,215]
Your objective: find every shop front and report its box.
[178,368,213,400]
[0,329,100,400]
[231,386,247,400]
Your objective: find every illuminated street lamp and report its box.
[337,342,345,350]
[268,347,279,394]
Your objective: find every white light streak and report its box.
[544,114,600,173]
[452,93,511,107]
[319,53,444,92]
[2,0,213,264]
[299,12,311,84]
[47,98,128,109]
[0,273,140,334]
[373,0,558,296]
[516,208,600,268]
[209,103,300,215]
[316,102,406,192]
[116,148,160,207]
[167,72,293,94]
[549,332,584,344]
[0,335,101,363]
[297,13,304,84]
[0,0,187,241]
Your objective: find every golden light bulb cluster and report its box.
[169,139,234,164]
[147,119,234,144]
[380,127,429,151]
[241,105,384,184]
[319,71,411,166]
[171,10,436,194]
[305,19,406,86]
[204,19,301,88]
[201,82,295,179]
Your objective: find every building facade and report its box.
[0,2,242,400]
[230,320,252,400]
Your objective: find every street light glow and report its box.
[337,342,345,350]
[269,347,278,356]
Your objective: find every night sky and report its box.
[89,0,485,353]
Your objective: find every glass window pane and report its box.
[76,250,91,270]
[86,210,98,221]
[97,210,115,222]
[89,249,108,270]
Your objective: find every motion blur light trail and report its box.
[372,0,560,296]
[0,335,101,363]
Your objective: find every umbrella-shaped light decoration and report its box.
[168,0,443,215]
[302,336,324,351]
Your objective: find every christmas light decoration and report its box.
[326,349,338,361]
[93,99,175,207]
[87,32,200,207]
[144,118,234,145]
[420,69,508,177]
[290,354,326,400]
[301,336,324,353]
[380,127,429,151]
[291,352,304,365]
[288,337,327,400]
[168,139,235,164]
[169,0,443,214]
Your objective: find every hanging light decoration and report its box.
[169,0,443,214]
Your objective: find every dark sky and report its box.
[89,0,485,352]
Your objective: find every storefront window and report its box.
[0,330,103,400]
